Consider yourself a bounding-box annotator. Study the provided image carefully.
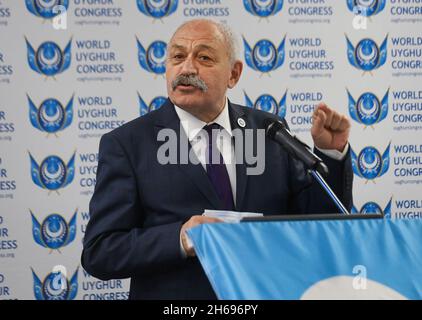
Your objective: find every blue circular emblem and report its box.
[358,147,382,179]
[41,214,68,249]
[360,202,383,214]
[38,99,65,133]
[254,94,278,114]
[253,40,277,72]
[145,0,171,18]
[251,0,276,17]
[33,0,62,18]
[35,41,64,76]
[147,41,167,74]
[150,96,166,112]
[356,92,380,125]
[354,38,379,71]
[353,0,379,17]
[39,156,66,190]
[43,271,69,300]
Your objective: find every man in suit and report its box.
[82,19,353,299]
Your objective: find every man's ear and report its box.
[228,60,243,89]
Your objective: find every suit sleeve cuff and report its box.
[315,143,349,161]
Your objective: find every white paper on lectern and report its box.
[185,210,264,250]
[203,209,263,223]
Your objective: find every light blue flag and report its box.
[187,219,422,300]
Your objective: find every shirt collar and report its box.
[174,98,233,142]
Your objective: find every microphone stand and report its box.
[308,166,350,215]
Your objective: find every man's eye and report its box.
[199,56,211,61]
[173,54,184,60]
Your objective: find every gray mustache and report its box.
[172,74,208,92]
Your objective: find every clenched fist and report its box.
[311,103,351,152]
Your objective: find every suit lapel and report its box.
[153,99,223,209]
[228,101,249,211]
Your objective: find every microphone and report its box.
[264,118,329,177]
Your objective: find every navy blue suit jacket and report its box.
[81,99,353,300]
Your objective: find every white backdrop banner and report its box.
[0,0,421,300]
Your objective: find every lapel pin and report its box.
[237,118,246,128]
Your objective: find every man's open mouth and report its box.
[177,84,196,89]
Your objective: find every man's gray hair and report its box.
[169,19,240,65]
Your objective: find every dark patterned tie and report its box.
[203,123,235,210]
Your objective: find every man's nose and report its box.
[180,56,197,75]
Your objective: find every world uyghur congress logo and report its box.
[352,198,392,218]
[347,89,389,127]
[28,94,73,136]
[137,38,167,75]
[30,210,77,252]
[136,0,178,20]
[32,268,78,300]
[25,0,69,19]
[29,152,75,193]
[351,143,390,182]
[243,0,283,18]
[244,91,287,119]
[243,37,285,75]
[26,38,72,78]
[346,0,386,17]
[346,35,387,74]
[138,93,166,116]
